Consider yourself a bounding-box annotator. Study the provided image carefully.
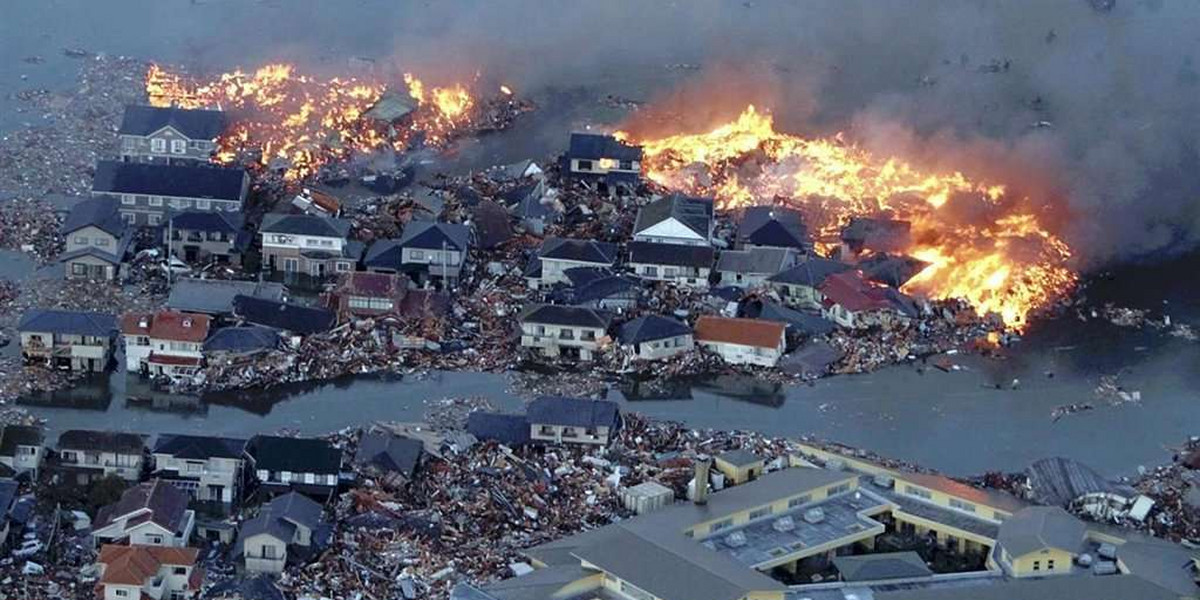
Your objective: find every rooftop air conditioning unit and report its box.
[803,508,825,524]
[1093,561,1118,576]
[873,474,895,489]
[772,516,796,532]
[1097,543,1117,560]
[724,531,748,548]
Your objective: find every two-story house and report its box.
[118,104,226,164]
[121,311,211,379]
[527,237,618,288]
[633,193,714,246]
[527,396,621,446]
[60,197,132,281]
[249,436,342,500]
[151,434,249,508]
[94,544,201,600]
[165,211,246,266]
[259,213,362,281]
[18,309,118,373]
[0,425,45,477]
[818,270,916,329]
[561,133,642,194]
[627,241,715,288]
[395,221,471,286]
[519,304,612,361]
[93,479,195,547]
[715,246,800,289]
[326,271,409,321]
[767,258,853,310]
[56,429,147,484]
[694,315,787,367]
[92,160,248,227]
[617,314,694,361]
[234,491,324,574]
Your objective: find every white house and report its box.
[396,221,472,286]
[56,429,146,483]
[250,436,342,499]
[519,304,612,361]
[151,435,248,508]
[694,315,787,367]
[632,193,714,246]
[617,315,694,361]
[92,479,195,548]
[562,133,642,193]
[235,491,324,574]
[627,241,714,288]
[121,310,211,379]
[526,396,622,446]
[95,545,201,600]
[0,425,45,476]
[716,247,800,289]
[259,213,362,280]
[118,104,225,164]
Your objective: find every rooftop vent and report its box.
[724,531,747,548]
[772,516,796,532]
[182,318,192,328]
[803,508,825,524]
[138,318,149,328]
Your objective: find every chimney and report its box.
[693,454,711,506]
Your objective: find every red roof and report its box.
[818,271,893,312]
[340,271,407,298]
[97,544,198,586]
[147,353,202,366]
[121,311,211,342]
[694,316,785,349]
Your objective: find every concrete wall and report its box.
[686,473,858,537]
[66,253,119,281]
[714,458,766,486]
[698,339,783,367]
[58,449,143,481]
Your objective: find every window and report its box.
[17,446,35,456]
[411,250,424,261]
[710,518,733,532]
[170,592,185,600]
[170,139,186,154]
[148,197,163,207]
[1032,560,1040,571]
[73,236,88,245]
[196,199,210,210]
[188,140,203,149]
[949,498,976,513]
[115,590,129,598]
[281,471,292,482]
[536,325,546,335]
[123,212,137,224]
[642,265,658,277]
[186,461,203,473]
[146,534,163,544]
[576,159,593,171]
[335,262,350,272]
[326,474,337,485]
[262,544,277,559]
[71,263,87,276]
[827,482,851,496]
[1047,559,1055,570]
[136,336,149,346]
[283,258,299,273]
[121,196,135,206]
[993,511,1006,522]
[904,485,932,500]
[60,451,77,463]
[619,159,633,170]
[749,506,773,520]
[151,138,166,153]
[172,567,187,575]
[562,427,577,438]
[148,214,160,226]
[95,237,110,247]
[305,473,315,484]
[121,137,136,150]
[581,330,596,341]
[663,267,677,278]
[116,454,138,467]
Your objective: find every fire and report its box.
[623,106,1076,329]
[146,63,478,180]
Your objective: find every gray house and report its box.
[91,160,249,227]
[396,221,471,286]
[59,197,132,281]
[118,105,227,164]
[166,278,287,319]
[767,258,853,310]
[561,133,642,193]
[235,491,324,574]
[530,237,619,288]
[165,211,246,266]
[18,309,118,372]
[519,304,612,361]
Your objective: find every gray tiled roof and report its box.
[18,309,117,337]
[996,506,1087,557]
[119,105,226,139]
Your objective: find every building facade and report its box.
[91,161,248,227]
[121,311,211,379]
[519,305,612,361]
[18,309,117,373]
[151,435,248,507]
[259,213,360,280]
[694,316,787,367]
[118,104,225,164]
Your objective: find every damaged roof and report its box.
[738,206,809,249]
[1026,457,1134,508]
[260,213,351,238]
[232,296,336,335]
[93,160,246,201]
[0,425,44,456]
[58,429,145,453]
[166,278,286,316]
[250,435,341,475]
[767,258,851,287]
[94,479,191,533]
[466,412,532,447]
[18,309,117,337]
[354,432,424,478]
[528,397,620,429]
[119,105,226,139]
[715,247,795,275]
[153,434,247,460]
[695,316,785,350]
[203,325,281,354]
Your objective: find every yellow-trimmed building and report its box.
[714,449,766,486]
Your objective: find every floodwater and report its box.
[4,2,1200,479]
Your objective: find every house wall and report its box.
[124,519,191,547]
[633,219,709,246]
[255,468,337,489]
[772,282,822,310]
[119,125,215,164]
[0,443,44,474]
[97,186,245,227]
[123,335,203,375]
[714,458,766,486]
[891,477,1014,522]
[66,253,119,281]
[167,228,239,264]
[529,423,611,446]
[698,338,783,367]
[629,334,693,361]
[58,449,143,481]
[260,241,354,279]
[244,532,288,573]
[1007,548,1075,577]
[400,247,463,279]
[569,158,639,178]
[19,331,113,372]
[718,270,775,289]
[520,322,605,360]
[154,453,242,505]
[66,225,119,254]
[102,583,142,600]
[628,262,710,288]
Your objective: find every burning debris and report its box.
[619,106,1077,329]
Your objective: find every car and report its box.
[12,539,42,558]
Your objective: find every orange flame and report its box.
[622,106,1076,329]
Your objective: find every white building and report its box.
[151,435,248,508]
[632,193,714,246]
[92,479,195,548]
[519,304,612,361]
[56,429,146,483]
[121,311,210,378]
[694,316,787,367]
[94,545,200,600]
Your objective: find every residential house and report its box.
[121,311,211,378]
[258,213,362,281]
[569,270,640,311]
[465,412,531,447]
[92,479,195,547]
[627,241,714,288]
[617,315,693,361]
[92,160,248,227]
[235,492,324,574]
[519,304,612,361]
[632,193,714,246]
[362,239,403,273]
[250,435,342,499]
[715,247,800,289]
[527,396,621,446]
[56,429,146,483]
[767,258,852,310]
[60,196,132,281]
[396,221,471,286]
[737,206,811,251]
[165,278,286,320]
[326,271,409,320]
[202,326,280,358]
[18,309,118,372]
[714,449,766,485]
[0,425,46,477]
[165,211,246,266]
[694,315,787,367]
[151,434,249,507]
[818,270,916,328]
[530,237,619,288]
[353,432,424,487]
[94,544,201,600]
[118,104,225,164]
[840,217,912,256]
[994,507,1087,577]
[561,133,642,193]
[290,188,340,217]
[232,296,336,337]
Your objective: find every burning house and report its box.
[561,132,643,193]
